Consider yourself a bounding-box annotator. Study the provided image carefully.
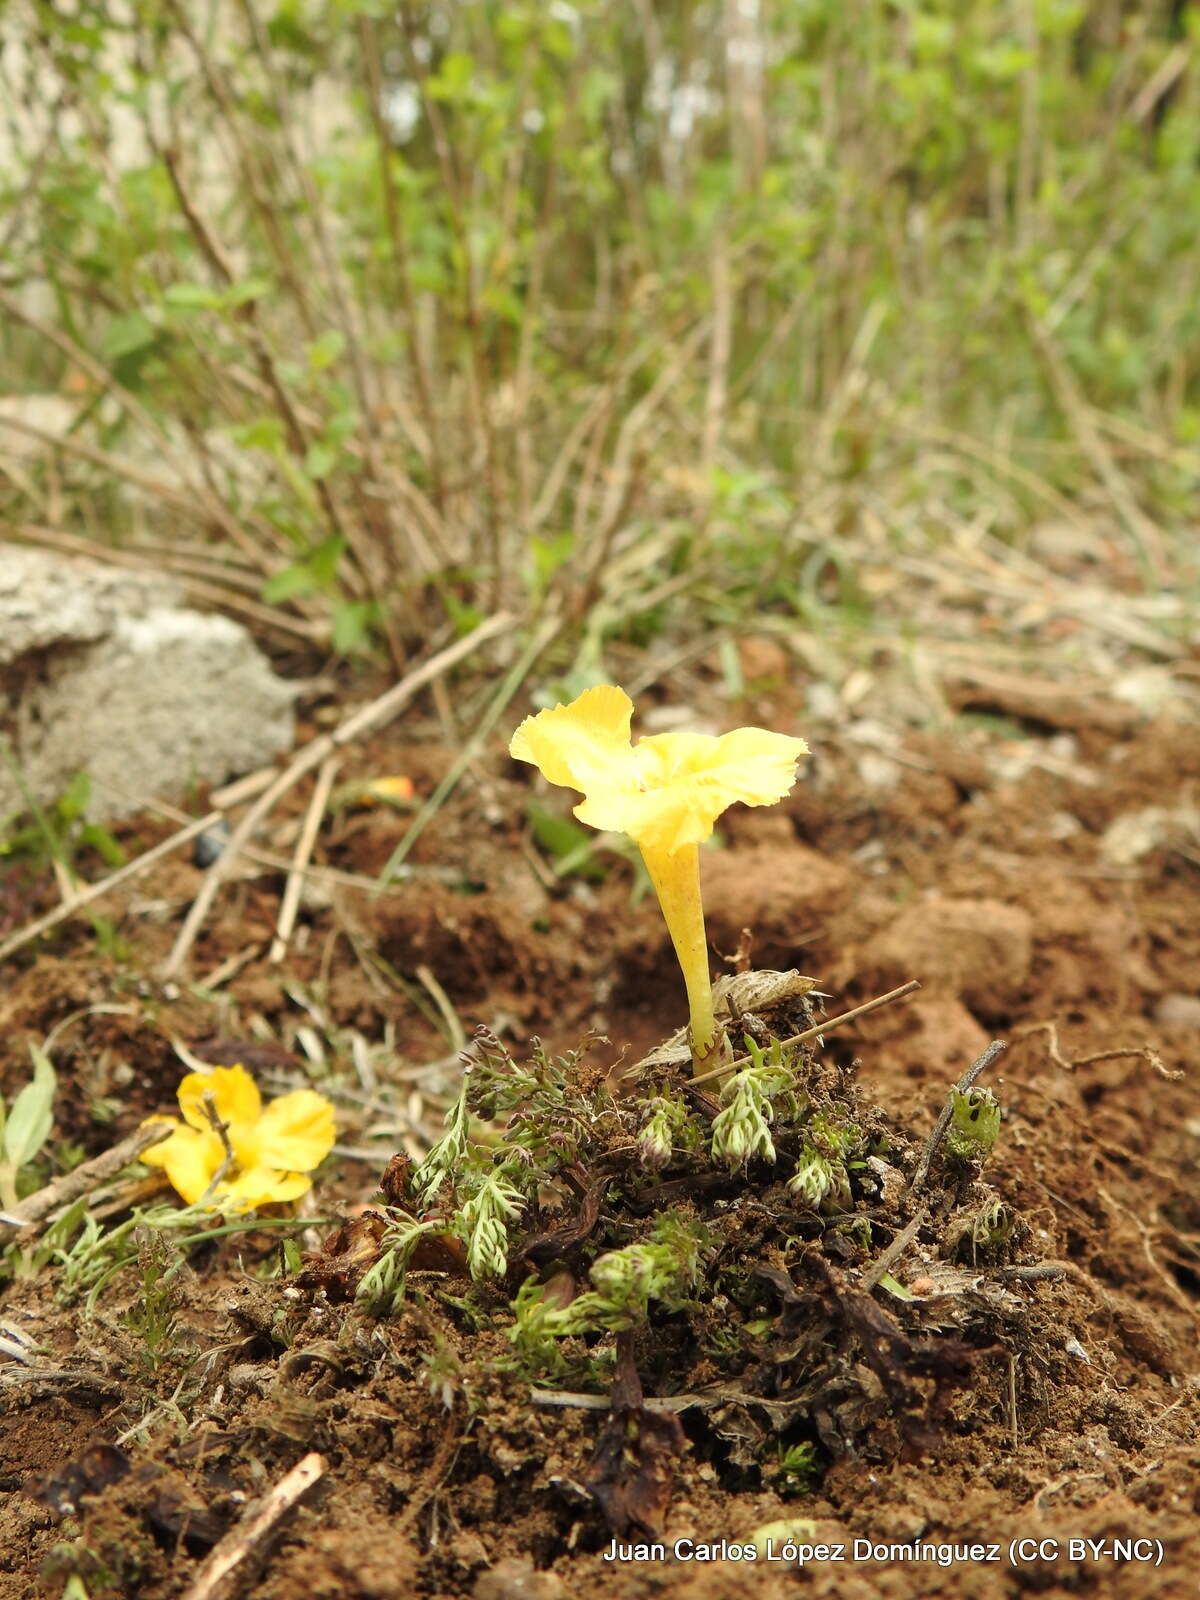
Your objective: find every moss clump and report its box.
[299,987,1049,1504]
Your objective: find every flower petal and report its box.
[509,685,636,793]
[248,1090,336,1173]
[215,1166,313,1210]
[141,1123,225,1205]
[640,727,809,807]
[177,1065,262,1133]
[574,784,710,854]
[577,727,809,853]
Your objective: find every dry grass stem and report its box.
[689,980,922,1089]
[162,611,514,978]
[269,754,341,964]
[4,1123,172,1231]
[179,1452,326,1600]
[10,523,323,643]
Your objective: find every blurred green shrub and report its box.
[0,0,1196,660]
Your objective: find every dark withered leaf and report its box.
[31,1442,131,1516]
[31,1444,225,1552]
[379,1153,417,1207]
[136,1468,227,1551]
[296,1211,388,1301]
[808,1258,978,1456]
[296,1208,467,1302]
[519,1176,606,1268]
[583,1336,686,1539]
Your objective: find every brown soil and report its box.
[1,673,1198,1600]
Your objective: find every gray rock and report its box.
[0,543,178,666]
[0,544,294,820]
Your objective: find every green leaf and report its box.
[443,593,484,637]
[527,804,607,880]
[261,535,344,602]
[78,822,126,869]
[307,329,346,371]
[429,51,476,102]
[101,311,158,362]
[163,281,223,311]
[331,600,376,655]
[224,275,271,307]
[229,415,286,454]
[303,441,337,480]
[305,534,344,588]
[56,770,91,822]
[529,531,573,595]
[3,1045,57,1169]
[876,1272,915,1301]
[262,560,317,603]
[481,282,523,325]
[324,406,359,446]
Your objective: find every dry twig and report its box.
[689,980,921,1089]
[179,1452,326,1600]
[2,1122,171,1230]
[1026,313,1167,581]
[860,1207,928,1291]
[162,612,514,978]
[1014,1020,1181,1081]
[10,522,319,642]
[269,754,341,964]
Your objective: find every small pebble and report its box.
[1154,994,1200,1031]
[192,819,231,868]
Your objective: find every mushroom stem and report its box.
[639,842,719,1071]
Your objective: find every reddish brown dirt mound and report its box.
[0,699,1197,1598]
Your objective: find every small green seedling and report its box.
[419,1331,466,1410]
[455,1165,527,1280]
[510,1211,713,1352]
[507,1276,575,1377]
[944,1087,1002,1163]
[0,1044,58,1212]
[788,1146,837,1207]
[0,765,128,957]
[356,1216,447,1314]
[788,1111,861,1212]
[772,1441,822,1495]
[123,1233,182,1368]
[710,1036,799,1171]
[636,1089,701,1171]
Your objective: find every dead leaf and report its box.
[583,1335,686,1538]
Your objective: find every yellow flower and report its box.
[142,1065,335,1211]
[510,685,808,1069]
